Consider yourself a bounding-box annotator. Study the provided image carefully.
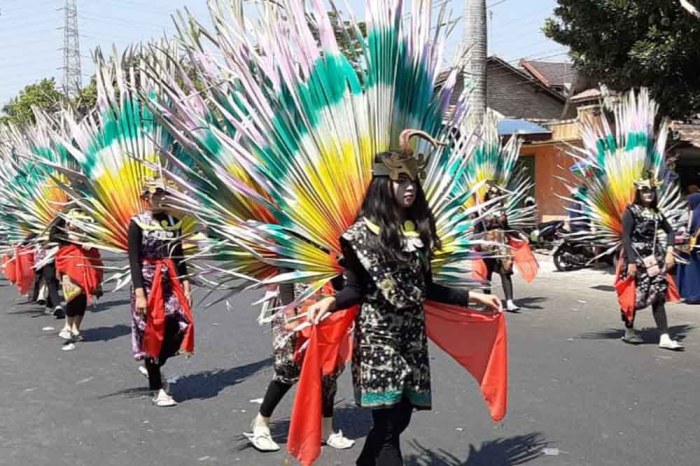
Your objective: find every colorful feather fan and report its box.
[563,88,685,250]
[43,48,197,261]
[456,112,536,231]
[144,0,487,299]
[0,116,72,248]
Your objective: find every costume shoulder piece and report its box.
[341,220,371,244]
[133,212,182,232]
[341,218,426,309]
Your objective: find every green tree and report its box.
[71,76,98,119]
[1,78,65,127]
[544,0,700,120]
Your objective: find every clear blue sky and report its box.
[0,0,565,107]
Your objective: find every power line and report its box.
[487,0,510,8]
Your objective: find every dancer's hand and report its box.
[306,297,336,324]
[135,289,147,316]
[665,251,675,269]
[183,280,192,307]
[469,292,503,313]
[627,263,638,276]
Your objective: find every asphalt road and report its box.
[1,259,699,466]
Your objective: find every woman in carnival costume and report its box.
[467,116,539,312]
[475,182,520,311]
[246,278,354,452]
[53,208,103,342]
[306,131,502,465]
[128,178,193,407]
[144,1,510,463]
[618,174,682,349]
[562,88,685,351]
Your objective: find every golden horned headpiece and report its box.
[141,176,177,196]
[372,129,445,181]
[634,170,661,190]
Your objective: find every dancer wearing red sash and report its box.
[306,134,502,465]
[128,179,193,407]
[54,209,103,342]
[562,89,685,351]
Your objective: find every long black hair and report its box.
[633,187,659,211]
[358,159,441,264]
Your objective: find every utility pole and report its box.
[463,0,487,130]
[60,0,82,97]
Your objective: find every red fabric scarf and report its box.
[3,247,35,294]
[471,240,538,284]
[55,244,103,297]
[614,258,682,321]
[287,302,508,466]
[141,258,195,359]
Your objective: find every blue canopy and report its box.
[497,119,551,136]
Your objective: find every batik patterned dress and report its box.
[341,219,433,410]
[619,204,670,310]
[269,283,344,407]
[129,211,190,360]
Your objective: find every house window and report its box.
[514,154,536,197]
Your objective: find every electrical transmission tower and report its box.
[60,0,82,97]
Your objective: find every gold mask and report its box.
[372,129,445,181]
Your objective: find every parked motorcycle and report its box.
[527,220,564,250]
[553,236,616,271]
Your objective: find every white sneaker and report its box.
[152,389,177,407]
[324,430,355,449]
[244,419,280,452]
[58,329,73,340]
[506,300,520,312]
[659,334,684,351]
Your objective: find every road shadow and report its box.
[81,324,131,342]
[100,358,272,402]
[230,400,371,452]
[98,386,153,400]
[578,324,693,343]
[405,432,548,466]
[6,306,53,318]
[590,285,615,292]
[90,298,132,313]
[515,296,547,310]
[174,357,272,401]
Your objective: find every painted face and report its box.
[392,174,417,209]
[148,189,167,211]
[640,187,656,204]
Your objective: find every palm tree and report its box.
[463,0,487,129]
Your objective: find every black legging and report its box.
[64,293,87,317]
[40,264,61,308]
[621,299,668,333]
[259,379,334,418]
[144,316,185,391]
[484,258,514,301]
[356,397,414,466]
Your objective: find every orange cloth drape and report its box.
[423,301,508,422]
[141,258,194,358]
[509,238,538,283]
[472,258,488,281]
[287,302,508,466]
